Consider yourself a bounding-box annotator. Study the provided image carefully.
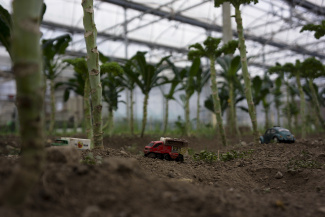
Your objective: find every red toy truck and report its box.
[143,137,188,162]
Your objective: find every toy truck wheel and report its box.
[147,153,156,158]
[176,154,184,162]
[164,154,171,161]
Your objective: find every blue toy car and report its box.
[260,126,295,144]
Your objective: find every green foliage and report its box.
[214,0,258,8]
[58,58,88,101]
[187,148,195,156]
[42,34,72,63]
[204,86,245,115]
[0,4,12,57]
[163,59,183,100]
[219,40,239,55]
[0,3,46,58]
[303,82,323,105]
[220,149,254,161]
[187,44,205,60]
[204,89,228,115]
[217,55,242,80]
[193,149,254,163]
[301,57,325,79]
[99,51,111,63]
[82,152,103,165]
[195,67,210,93]
[42,34,72,80]
[128,51,169,94]
[273,76,282,106]
[187,58,201,97]
[268,61,301,78]
[64,58,88,80]
[101,62,124,76]
[167,57,201,100]
[287,150,323,171]
[193,150,217,163]
[188,37,238,59]
[101,73,125,112]
[251,75,272,106]
[300,20,325,39]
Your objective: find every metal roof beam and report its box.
[284,0,325,16]
[42,21,186,53]
[41,21,272,68]
[100,0,325,59]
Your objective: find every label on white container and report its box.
[70,138,91,150]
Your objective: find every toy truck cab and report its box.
[144,137,188,162]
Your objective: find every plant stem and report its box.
[84,77,93,146]
[263,99,269,129]
[49,79,55,134]
[185,92,190,136]
[276,104,280,126]
[196,92,200,129]
[234,7,259,142]
[308,79,325,129]
[286,85,292,130]
[129,89,134,135]
[229,81,237,135]
[107,107,114,136]
[296,73,306,138]
[82,0,103,148]
[1,0,45,205]
[141,92,149,138]
[210,56,227,146]
[163,98,169,134]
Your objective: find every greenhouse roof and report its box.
[0,0,324,76]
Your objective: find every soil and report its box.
[0,134,325,217]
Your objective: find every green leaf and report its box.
[301,57,325,79]
[99,51,110,63]
[64,58,88,80]
[219,40,238,56]
[0,4,12,57]
[101,62,123,76]
[42,34,72,59]
[300,20,325,39]
[40,3,46,23]
[228,55,241,77]
[64,89,70,102]
[189,57,200,77]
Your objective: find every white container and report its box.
[61,137,91,150]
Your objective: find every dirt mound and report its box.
[0,135,325,217]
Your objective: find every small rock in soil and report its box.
[82,205,101,217]
[275,171,283,179]
[240,141,247,146]
[120,150,128,156]
[236,161,244,167]
[318,207,325,213]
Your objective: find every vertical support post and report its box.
[222,2,233,43]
